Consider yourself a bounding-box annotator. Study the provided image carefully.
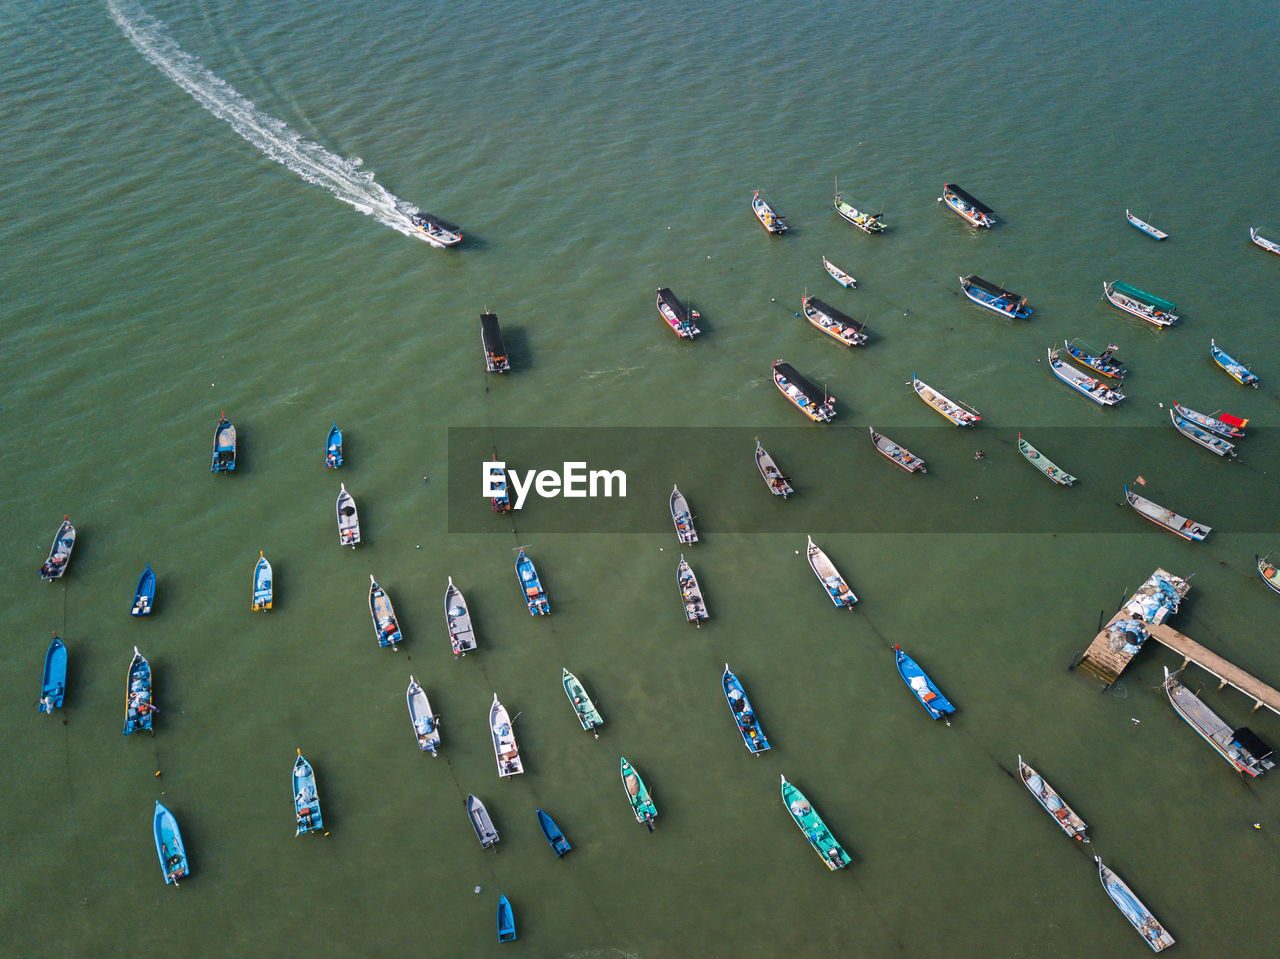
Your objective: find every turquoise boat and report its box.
[562,668,603,737]
[1210,338,1259,387]
[1018,433,1076,486]
[325,421,343,468]
[123,647,154,735]
[722,663,770,754]
[497,894,516,942]
[153,801,189,884]
[293,750,323,835]
[780,775,850,870]
[38,634,67,713]
[251,552,272,611]
[620,757,657,832]
[514,548,550,615]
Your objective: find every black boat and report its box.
[481,313,510,373]
[655,287,701,338]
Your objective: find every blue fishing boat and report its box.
[131,563,156,616]
[489,463,511,513]
[1048,348,1124,405]
[1172,403,1246,439]
[1258,551,1280,597]
[514,548,550,615]
[1169,409,1236,458]
[153,800,189,885]
[211,411,236,472]
[536,808,571,857]
[293,750,324,835]
[369,575,402,648]
[1210,338,1259,387]
[1126,209,1168,240]
[894,646,955,721]
[497,895,517,942]
[252,552,272,611]
[123,646,154,735]
[941,182,995,227]
[722,663,770,754]
[1095,856,1175,952]
[325,422,343,468]
[959,274,1032,318]
[1064,340,1126,379]
[38,514,76,581]
[38,634,67,713]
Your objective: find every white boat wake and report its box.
[106,0,425,240]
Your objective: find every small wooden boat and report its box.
[497,894,517,942]
[678,554,708,623]
[1017,756,1089,841]
[252,552,273,611]
[1164,667,1275,777]
[780,775,850,870]
[1048,348,1124,405]
[491,694,524,777]
[293,750,324,835]
[38,515,75,581]
[751,190,787,233]
[369,575,402,647]
[336,484,361,547]
[324,421,343,468]
[802,294,868,346]
[131,563,156,615]
[1124,483,1211,541]
[1017,433,1076,486]
[723,664,770,754]
[807,535,857,608]
[959,274,1032,318]
[940,182,995,227]
[38,634,67,714]
[833,184,885,233]
[1103,281,1178,327]
[620,757,657,831]
[406,675,441,755]
[755,440,794,497]
[1169,409,1236,458]
[1249,227,1280,255]
[409,210,463,247]
[445,578,477,656]
[1095,856,1176,952]
[1126,209,1168,240]
[869,427,926,473]
[1258,551,1280,596]
[514,548,550,615]
[466,794,499,848]
[1064,340,1127,379]
[670,485,698,544]
[562,668,604,736]
[913,374,980,425]
[895,645,955,720]
[1172,403,1246,439]
[655,287,701,338]
[153,801,189,884]
[536,809,571,857]
[124,646,154,735]
[1210,338,1258,387]
[211,411,236,472]
[772,360,836,422]
[489,463,511,513]
[821,255,856,288]
[481,313,510,372]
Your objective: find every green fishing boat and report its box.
[620,757,657,832]
[562,668,604,737]
[1017,433,1077,486]
[780,775,850,870]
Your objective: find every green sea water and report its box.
[3,1,1280,956]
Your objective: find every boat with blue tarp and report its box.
[514,548,550,614]
[959,274,1032,318]
[325,422,342,468]
[211,411,236,472]
[123,647,154,734]
[293,750,324,835]
[252,552,272,611]
[1169,409,1236,458]
[369,575,402,647]
[1018,756,1088,841]
[1095,856,1175,952]
[723,663,770,754]
[895,646,955,720]
[1211,338,1258,386]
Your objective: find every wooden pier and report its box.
[1146,623,1280,718]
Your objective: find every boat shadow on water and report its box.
[497,326,532,373]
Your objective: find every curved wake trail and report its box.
[107,0,422,239]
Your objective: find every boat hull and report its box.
[491,695,524,777]
[39,636,67,712]
[1211,339,1258,387]
[723,664,770,753]
[325,423,343,468]
[1258,555,1280,596]
[407,677,441,754]
[467,795,499,848]
[1018,756,1088,840]
[337,485,361,546]
[293,753,323,834]
[1096,857,1175,952]
[445,579,477,655]
[1124,484,1211,541]
[895,647,955,720]
[807,537,856,607]
[39,517,75,580]
[514,550,550,614]
[154,801,189,884]
[670,486,698,543]
[562,668,604,732]
[536,809,571,857]
[369,577,402,647]
[131,563,156,615]
[755,442,794,496]
[620,757,657,827]
[252,554,272,611]
[1017,434,1076,485]
[123,647,153,735]
[497,895,517,942]
[780,775,850,870]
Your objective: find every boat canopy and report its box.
[773,362,826,404]
[805,297,865,332]
[481,313,507,354]
[1110,280,1176,312]
[413,211,460,233]
[1218,411,1249,428]
[965,274,1021,299]
[1233,727,1275,761]
[943,183,993,214]
[656,288,690,323]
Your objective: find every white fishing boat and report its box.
[806,535,856,608]
[801,294,867,346]
[490,694,524,777]
[755,441,794,497]
[1164,667,1275,777]
[1169,409,1236,458]
[1103,281,1178,327]
[1124,483,1211,541]
[336,484,361,547]
[677,554,708,623]
[444,577,477,657]
[1095,857,1176,952]
[912,375,980,425]
[821,255,856,288]
[868,428,926,473]
[833,180,885,233]
[1250,227,1280,255]
[751,190,787,233]
[1047,348,1124,405]
[409,210,463,247]
[1126,209,1168,240]
[670,485,698,544]
[1017,756,1088,841]
[406,676,442,755]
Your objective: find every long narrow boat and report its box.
[481,313,511,372]
[409,210,463,247]
[1095,857,1176,952]
[751,190,787,233]
[655,287,701,338]
[670,485,698,544]
[755,440,794,497]
[1210,338,1259,387]
[1169,409,1236,458]
[336,484,361,547]
[1249,227,1280,255]
[38,515,75,581]
[807,535,857,608]
[562,668,604,736]
[38,634,67,714]
[491,694,524,777]
[821,255,856,288]
[369,575,402,647]
[773,360,837,422]
[940,182,995,227]
[466,794,499,848]
[514,548,550,615]
[1048,348,1124,405]
[677,555,708,623]
[406,676,441,755]
[252,552,273,611]
[723,663,770,754]
[211,411,236,472]
[833,185,885,233]
[620,757,657,831]
[1126,209,1168,240]
[489,463,511,512]
[802,294,868,346]
[1017,756,1089,841]
[131,563,156,616]
[293,750,324,835]
[1103,281,1178,327]
[1164,667,1275,777]
[779,775,850,870]
[895,646,955,720]
[445,578,477,656]
[959,274,1032,318]
[913,374,980,425]
[1017,433,1076,485]
[1258,552,1280,596]
[1124,483,1211,541]
[1064,340,1127,379]
[497,895,517,942]
[123,646,154,735]
[324,422,343,468]
[536,809,571,857]
[1172,403,1246,439]
[153,801,189,885]
[868,428,926,473]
